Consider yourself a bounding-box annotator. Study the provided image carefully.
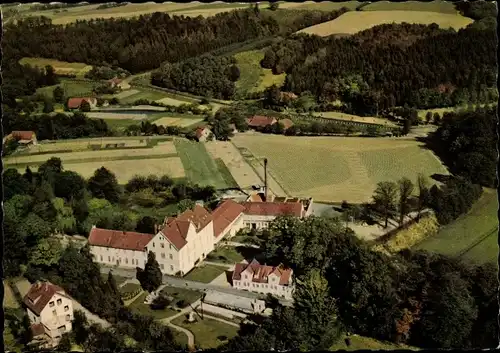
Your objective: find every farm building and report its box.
[107,77,131,90]
[3,130,38,145]
[67,97,97,110]
[195,126,212,142]
[202,290,266,314]
[232,259,294,300]
[23,281,75,349]
[246,115,277,129]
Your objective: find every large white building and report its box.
[88,197,312,277]
[232,259,294,300]
[23,281,74,349]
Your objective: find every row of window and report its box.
[160,253,173,260]
[160,264,174,271]
[52,310,71,322]
[243,274,277,283]
[100,255,141,266]
[239,282,281,290]
[153,242,172,250]
[49,299,64,307]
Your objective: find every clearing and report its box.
[19,57,92,78]
[297,10,473,36]
[154,116,204,128]
[361,0,459,14]
[312,111,398,127]
[174,138,238,189]
[331,334,419,351]
[36,79,96,98]
[171,316,239,349]
[232,133,449,203]
[414,188,498,265]
[234,50,286,96]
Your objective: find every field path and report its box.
[344,150,371,186]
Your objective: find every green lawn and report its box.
[129,292,178,320]
[184,264,227,283]
[361,0,458,13]
[120,283,141,295]
[207,246,245,264]
[119,89,171,104]
[414,188,498,264]
[174,138,235,189]
[3,281,20,308]
[36,79,96,98]
[160,286,203,305]
[100,273,129,286]
[172,316,239,349]
[331,334,419,351]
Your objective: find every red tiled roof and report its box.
[212,199,246,238]
[88,227,154,251]
[240,201,303,217]
[279,118,294,130]
[11,131,35,140]
[232,259,293,285]
[67,97,95,109]
[30,323,46,337]
[247,194,264,202]
[246,115,277,128]
[24,282,69,316]
[160,205,213,250]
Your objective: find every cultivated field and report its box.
[36,80,96,98]
[117,88,171,105]
[297,10,473,36]
[155,97,194,107]
[312,111,398,127]
[361,0,459,13]
[174,138,238,189]
[86,112,148,121]
[234,50,286,95]
[114,89,141,100]
[414,188,498,265]
[280,1,362,11]
[154,117,204,128]
[19,57,92,77]
[232,133,449,203]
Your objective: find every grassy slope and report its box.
[331,334,419,351]
[414,188,498,264]
[235,50,286,95]
[361,0,459,13]
[171,316,239,349]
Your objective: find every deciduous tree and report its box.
[137,251,162,293]
[372,181,398,228]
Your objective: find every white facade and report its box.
[233,267,294,300]
[90,246,146,269]
[241,214,276,231]
[215,213,246,244]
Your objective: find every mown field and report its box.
[19,57,92,78]
[174,138,238,190]
[297,10,473,36]
[232,133,449,203]
[312,111,398,127]
[234,50,286,96]
[36,79,96,99]
[361,0,458,13]
[414,188,498,265]
[280,1,362,11]
[331,334,419,351]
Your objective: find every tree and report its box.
[28,237,63,268]
[53,86,64,103]
[228,65,240,82]
[43,99,54,113]
[52,197,77,234]
[398,177,414,225]
[402,118,412,135]
[88,167,122,203]
[417,174,430,220]
[72,310,89,346]
[136,216,156,234]
[58,332,73,351]
[80,100,91,112]
[433,112,441,125]
[372,181,398,228]
[178,199,195,213]
[136,251,162,293]
[425,111,433,124]
[269,1,279,11]
[54,170,87,201]
[211,116,234,141]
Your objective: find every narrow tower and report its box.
[264,158,268,202]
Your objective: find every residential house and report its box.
[67,97,97,110]
[246,115,277,129]
[3,130,38,145]
[107,77,131,90]
[211,199,246,243]
[195,126,212,142]
[88,227,154,269]
[23,281,74,348]
[148,205,215,275]
[239,201,305,230]
[232,259,294,300]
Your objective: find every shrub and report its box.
[150,295,171,310]
[176,299,189,308]
[121,287,142,301]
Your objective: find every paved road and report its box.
[159,299,201,350]
[101,266,292,306]
[224,241,260,249]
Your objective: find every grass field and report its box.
[234,50,286,96]
[160,286,203,305]
[207,246,245,264]
[414,188,498,265]
[297,10,473,36]
[155,116,204,128]
[184,264,227,283]
[280,1,362,11]
[172,316,239,349]
[174,138,238,189]
[36,79,96,99]
[331,334,419,351]
[312,111,398,127]
[129,292,178,320]
[361,0,458,13]
[19,57,92,78]
[3,281,20,309]
[232,133,449,203]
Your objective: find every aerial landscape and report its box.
[2,0,498,351]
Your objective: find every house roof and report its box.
[211,199,246,238]
[160,205,213,250]
[23,281,69,316]
[67,97,95,109]
[88,227,154,251]
[240,201,303,217]
[246,115,277,128]
[108,77,122,85]
[232,259,293,285]
[30,323,46,337]
[11,131,35,140]
[279,118,294,130]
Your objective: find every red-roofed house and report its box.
[211,199,246,242]
[246,115,277,129]
[67,97,97,110]
[88,226,154,268]
[232,259,294,299]
[239,201,305,230]
[195,126,212,142]
[107,77,131,90]
[3,130,38,145]
[23,281,74,348]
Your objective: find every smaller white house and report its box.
[232,259,294,300]
[23,281,74,348]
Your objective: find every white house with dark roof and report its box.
[23,281,74,348]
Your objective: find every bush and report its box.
[121,287,142,301]
[150,295,171,310]
[176,299,189,308]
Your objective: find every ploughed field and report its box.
[4,137,236,188]
[231,133,449,203]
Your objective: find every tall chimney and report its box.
[264,158,268,202]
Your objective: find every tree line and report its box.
[223,215,497,350]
